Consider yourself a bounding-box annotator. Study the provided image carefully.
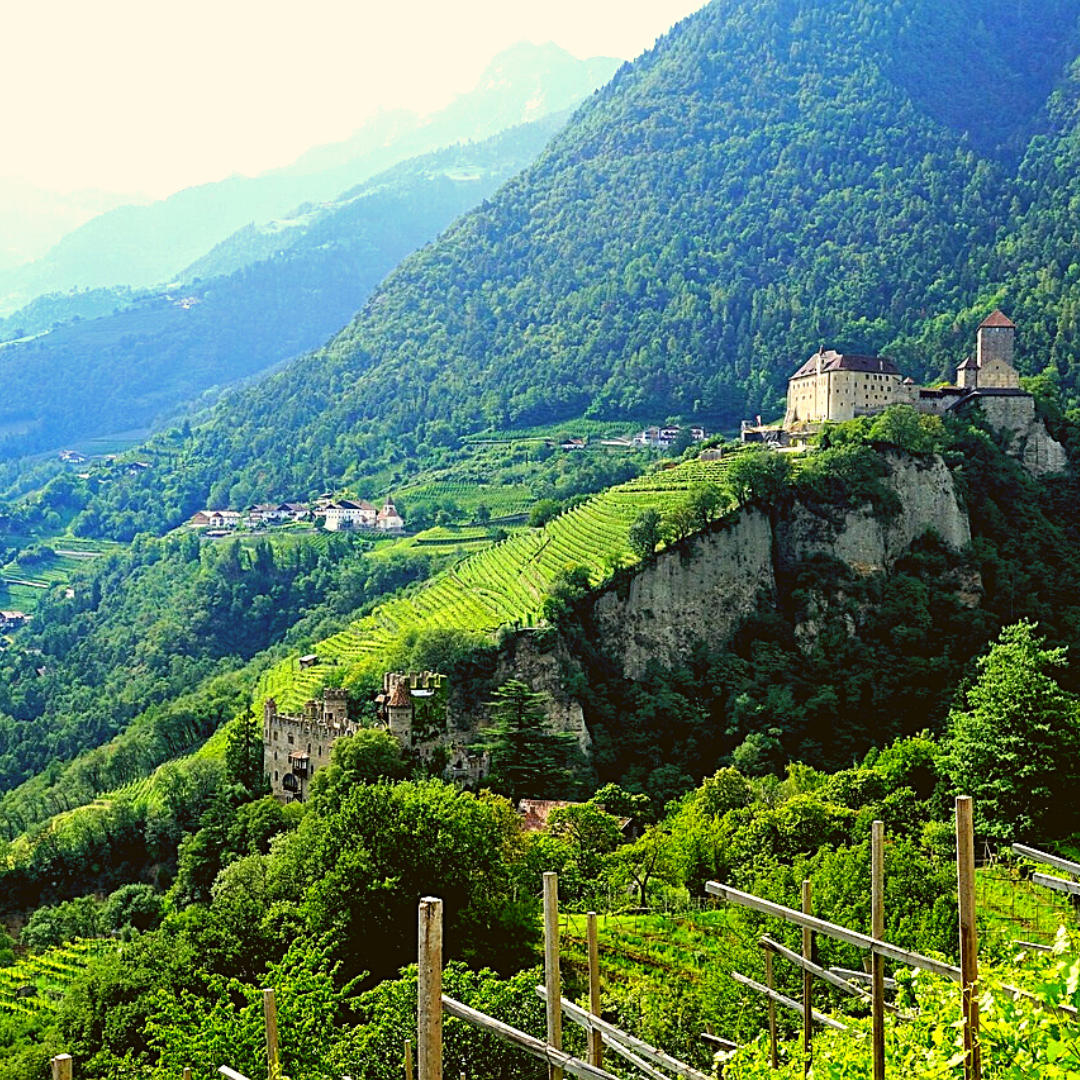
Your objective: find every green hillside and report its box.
[258,456,737,711]
[75,0,1080,532]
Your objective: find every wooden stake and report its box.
[872,820,886,1080]
[263,988,279,1080]
[544,873,563,1080]
[763,944,778,1069]
[956,797,981,1080]
[587,911,603,1069]
[802,880,812,1077]
[405,1039,414,1080]
[419,896,444,1080]
[184,1070,193,1080]
[51,1056,73,1080]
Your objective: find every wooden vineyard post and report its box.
[405,1039,414,1080]
[419,896,444,1080]
[183,1070,193,1080]
[587,911,603,1069]
[802,880,812,1078]
[263,988,280,1080]
[956,797,981,1080]
[51,1056,73,1080]
[871,819,885,1080]
[543,873,563,1080]
[763,943,779,1069]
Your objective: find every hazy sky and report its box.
[1,0,709,199]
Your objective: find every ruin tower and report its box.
[323,687,349,727]
[385,677,415,744]
[976,310,1020,388]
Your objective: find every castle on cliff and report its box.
[263,688,355,802]
[779,312,1065,473]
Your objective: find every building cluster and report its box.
[633,425,709,449]
[187,496,405,534]
[781,311,1027,429]
[264,672,488,803]
[752,312,1066,473]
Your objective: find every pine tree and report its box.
[484,679,580,800]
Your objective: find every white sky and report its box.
[0,0,709,200]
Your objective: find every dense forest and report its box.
[62,0,1080,529]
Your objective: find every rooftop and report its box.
[791,350,901,379]
[978,310,1016,329]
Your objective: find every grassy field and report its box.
[257,455,742,712]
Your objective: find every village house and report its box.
[0,611,30,631]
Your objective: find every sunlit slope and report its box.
[258,456,739,711]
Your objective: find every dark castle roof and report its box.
[791,350,901,379]
[978,310,1016,329]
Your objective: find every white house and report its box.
[376,497,404,531]
[323,499,378,531]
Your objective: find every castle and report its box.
[263,673,490,801]
[780,312,1066,473]
[263,688,355,802]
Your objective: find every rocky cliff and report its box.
[591,452,969,680]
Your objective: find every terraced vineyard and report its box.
[258,455,746,711]
[0,939,115,1018]
[0,536,123,612]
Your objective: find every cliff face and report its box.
[590,452,970,679]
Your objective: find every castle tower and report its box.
[957,356,979,391]
[386,677,414,743]
[323,687,349,728]
[303,699,319,722]
[976,310,1019,387]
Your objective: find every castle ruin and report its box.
[263,687,355,802]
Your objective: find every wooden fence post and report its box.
[405,1039,414,1080]
[51,1056,73,1080]
[263,988,279,1080]
[801,880,812,1078]
[871,819,885,1080]
[587,911,603,1069]
[543,873,563,1080]
[956,797,981,1080]
[419,896,444,1080]
[183,1070,193,1080]
[763,944,778,1069]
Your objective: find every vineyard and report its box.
[257,455,744,712]
[0,939,114,1018]
[394,478,534,520]
[0,537,122,612]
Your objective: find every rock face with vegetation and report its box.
[591,451,968,679]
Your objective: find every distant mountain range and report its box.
[0,42,620,315]
[0,178,145,274]
[0,113,574,457]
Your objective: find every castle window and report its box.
[287,733,294,745]
[274,771,279,781]
[273,730,278,741]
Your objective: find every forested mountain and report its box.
[0,44,620,313]
[0,115,570,458]
[93,0,1080,521]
